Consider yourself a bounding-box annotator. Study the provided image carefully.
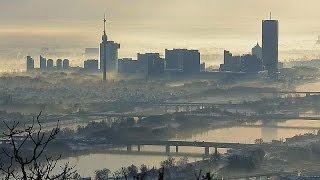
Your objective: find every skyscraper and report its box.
[100,15,120,81]
[165,49,184,71]
[241,54,263,73]
[262,18,279,77]
[183,50,200,74]
[63,59,70,70]
[26,56,34,71]
[118,58,138,74]
[84,59,99,72]
[165,49,200,73]
[56,59,63,70]
[47,59,54,70]
[40,55,47,71]
[137,53,164,76]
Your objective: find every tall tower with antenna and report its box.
[270,12,272,20]
[100,14,120,81]
[101,14,108,81]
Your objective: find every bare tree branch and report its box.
[0,112,75,180]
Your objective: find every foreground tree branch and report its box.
[0,112,76,180]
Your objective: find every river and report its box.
[56,119,320,178]
[55,81,320,177]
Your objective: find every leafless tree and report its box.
[194,169,202,180]
[0,112,76,180]
[157,167,164,180]
[202,172,214,180]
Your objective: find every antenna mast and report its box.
[103,13,106,34]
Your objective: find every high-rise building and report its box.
[220,51,262,73]
[63,59,70,70]
[241,54,263,73]
[165,49,184,70]
[262,19,279,77]
[40,56,47,71]
[252,42,262,60]
[56,59,63,70]
[183,50,200,74]
[26,56,34,71]
[84,59,99,72]
[118,58,138,74]
[100,15,120,81]
[165,49,200,73]
[47,59,54,69]
[137,53,164,76]
[220,50,241,72]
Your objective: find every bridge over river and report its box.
[0,138,288,156]
[66,140,287,156]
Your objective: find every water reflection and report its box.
[59,119,320,177]
[261,121,278,142]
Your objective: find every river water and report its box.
[57,119,320,178]
[56,82,320,177]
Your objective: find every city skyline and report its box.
[1,0,320,72]
[2,1,320,179]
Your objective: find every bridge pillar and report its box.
[165,106,168,113]
[175,146,179,153]
[138,145,141,152]
[205,146,209,156]
[166,145,170,154]
[215,147,218,155]
[127,145,132,152]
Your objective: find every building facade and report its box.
[262,19,279,77]
[26,56,34,71]
[118,58,138,74]
[252,42,263,60]
[56,59,63,70]
[220,50,241,72]
[63,59,70,70]
[137,53,164,76]
[100,41,120,79]
[84,59,99,72]
[220,50,263,73]
[241,54,263,73]
[47,59,54,69]
[165,49,200,73]
[40,55,47,71]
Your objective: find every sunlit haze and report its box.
[2,1,320,179]
[1,0,320,71]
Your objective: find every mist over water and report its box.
[1,0,320,71]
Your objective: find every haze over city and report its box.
[1,0,320,72]
[2,1,320,179]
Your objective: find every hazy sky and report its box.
[0,0,320,68]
